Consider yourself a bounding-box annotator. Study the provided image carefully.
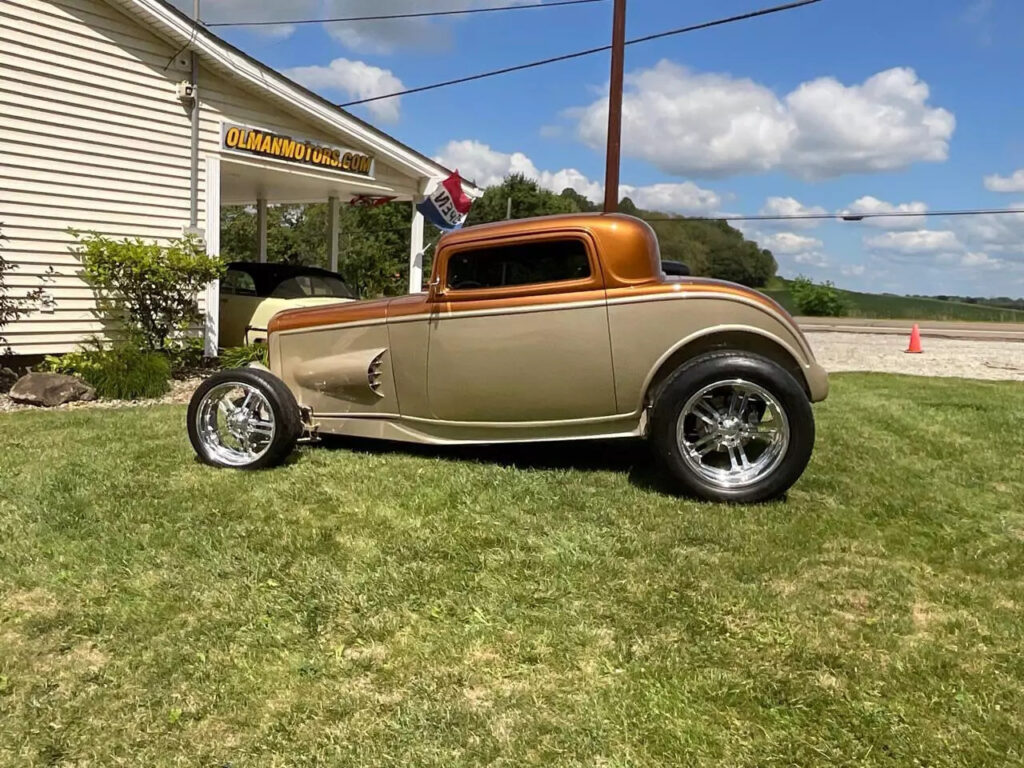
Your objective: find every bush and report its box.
[71,231,225,351]
[44,341,170,400]
[219,343,269,369]
[790,276,848,317]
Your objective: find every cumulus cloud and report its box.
[570,62,955,180]
[984,169,1024,193]
[283,59,404,122]
[957,205,1024,255]
[841,196,929,229]
[758,232,824,255]
[434,139,722,215]
[865,230,963,255]
[759,196,828,230]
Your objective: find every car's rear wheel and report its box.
[187,368,302,469]
[651,351,814,503]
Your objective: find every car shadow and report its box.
[312,435,679,495]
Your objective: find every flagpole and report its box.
[603,0,627,214]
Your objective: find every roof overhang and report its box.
[103,0,479,196]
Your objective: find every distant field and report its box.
[763,285,1024,323]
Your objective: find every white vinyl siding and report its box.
[0,0,200,354]
[1,0,436,355]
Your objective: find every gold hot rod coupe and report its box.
[188,214,829,503]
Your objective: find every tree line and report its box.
[220,173,777,297]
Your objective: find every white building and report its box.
[1,0,471,357]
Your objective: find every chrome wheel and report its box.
[676,378,790,490]
[194,382,276,467]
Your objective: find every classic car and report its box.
[218,261,355,348]
[188,214,829,503]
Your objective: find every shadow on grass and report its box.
[314,434,679,495]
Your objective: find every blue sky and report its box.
[185,0,1024,297]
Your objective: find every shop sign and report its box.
[222,123,374,177]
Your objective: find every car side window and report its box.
[222,269,257,296]
[446,239,591,291]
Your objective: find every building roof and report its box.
[103,0,478,195]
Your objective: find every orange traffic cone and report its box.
[906,323,923,354]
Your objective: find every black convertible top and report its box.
[225,262,355,299]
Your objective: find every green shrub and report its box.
[219,344,269,369]
[790,276,848,317]
[44,340,170,400]
[71,231,225,351]
[165,336,208,376]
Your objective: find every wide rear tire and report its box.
[651,351,814,503]
[187,368,302,470]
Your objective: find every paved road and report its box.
[796,317,1024,342]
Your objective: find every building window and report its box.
[446,239,591,291]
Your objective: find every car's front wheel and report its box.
[650,351,815,503]
[187,368,302,469]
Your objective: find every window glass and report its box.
[270,274,353,299]
[222,269,256,296]
[446,239,591,290]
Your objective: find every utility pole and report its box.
[602,0,627,214]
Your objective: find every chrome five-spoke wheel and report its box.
[195,381,277,467]
[677,379,790,489]
[651,352,814,503]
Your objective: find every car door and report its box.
[426,232,617,423]
[218,268,263,347]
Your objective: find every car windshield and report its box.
[269,273,354,299]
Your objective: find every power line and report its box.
[644,208,1024,223]
[340,0,823,107]
[204,0,604,28]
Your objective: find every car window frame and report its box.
[222,268,258,297]
[436,231,603,303]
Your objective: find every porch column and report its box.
[328,195,340,272]
[408,199,425,293]
[203,155,221,357]
[256,197,268,263]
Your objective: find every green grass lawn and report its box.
[763,285,1024,323]
[2,373,1023,767]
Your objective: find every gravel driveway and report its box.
[806,332,1024,382]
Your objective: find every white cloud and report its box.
[759,196,828,229]
[841,264,866,277]
[865,230,963,255]
[622,183,721,216]
[840,196,929,229]
[433,140,722,215]
[960,251,1002,269]
[283,59,404,122]
[793,252,829,268]
[957,205,1024,254]
[571,62,955,180]
[759,232,824,255]
[984,169,1024,193]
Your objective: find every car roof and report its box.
[225,262,347,295]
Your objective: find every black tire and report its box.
[650,351,814,503]
[187,367,302,469]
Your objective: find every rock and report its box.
[0,366,17,394]
[8,372,97,407]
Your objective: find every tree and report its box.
[72,232,225,350]
[465,174,577,225]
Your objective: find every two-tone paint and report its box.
[266,213,828,444]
